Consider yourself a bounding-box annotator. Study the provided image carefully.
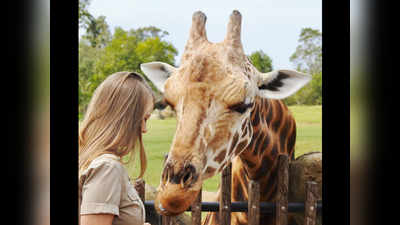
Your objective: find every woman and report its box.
[79,71,155,225]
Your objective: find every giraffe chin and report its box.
[154,184,200,216]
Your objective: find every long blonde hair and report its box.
[79,72,154,179]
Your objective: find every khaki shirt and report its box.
[79,154,145,225]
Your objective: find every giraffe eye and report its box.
[229,102,253,114]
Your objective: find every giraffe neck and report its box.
[203,97,297,225]
[234,96,296,201]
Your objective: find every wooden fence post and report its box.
[304,181,318,225]
[248,180,260,225]
[162,216,176,225]
[220,163,232,225]
[275,155,289,225]
[191,188,202,225]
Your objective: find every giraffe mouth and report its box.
[155,201,181,216]
[156,201,187,216]
[158,203,167,214]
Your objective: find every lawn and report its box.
[125,105,322,192]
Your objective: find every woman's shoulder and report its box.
[92,153,122,166]
[81,154,125,178]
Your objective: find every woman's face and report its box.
[141,101,154,134]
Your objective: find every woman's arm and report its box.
[80,214,114,225]
[80,215,151,225]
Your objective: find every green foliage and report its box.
[137,37,178,63]
[79,39,104,115]
[79,0,93,29]
[130,26,170,41]
[79,21,178,117]
[309,72,322,104]
[284,72,322,105]
[248,50,273,73]
[284,28,322,105]
[82,16,112,48]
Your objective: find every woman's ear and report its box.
[257,69,312,99]
[140,62,177,93]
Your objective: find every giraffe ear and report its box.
[140,62,177,93]
[257,69,312,99]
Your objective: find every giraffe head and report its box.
[141,10,311,215]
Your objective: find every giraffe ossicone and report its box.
[141,10,311,218]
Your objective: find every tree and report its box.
[285,28,322,105]
[248,50,273,73]
[79,0,93,29]
[81,15,112,48]
[289,28,322,75]
[94,27,177,78]
[79,25,178,118]
[78,8,111,116]
[130,26,170,42]
[79,39,104,117]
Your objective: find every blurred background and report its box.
[351,0,396,225]
[8,0,49,225]
[350,0,368,224]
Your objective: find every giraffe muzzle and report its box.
[162,162,199,189]
[154,180,201,216]
[155,162,203,215]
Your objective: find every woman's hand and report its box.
[144,223,152,225]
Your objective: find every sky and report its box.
[350,0,366,77]
[83,0,322,70]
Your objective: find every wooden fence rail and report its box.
[143,201,322,213]
[135,155,322,225]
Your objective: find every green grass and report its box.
[126,105,322,192]
[288,105,322,156]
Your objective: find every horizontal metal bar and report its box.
[144,201,322,214]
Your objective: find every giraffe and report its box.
[140,10,311,225]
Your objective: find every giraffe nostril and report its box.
[161,169,167,183]
[182,164,198,187]
[163,162,198,188]
[182,171,192,184]
[162,164,172,184]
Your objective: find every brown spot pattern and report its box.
[203,96,298,225]
[215,149,227,163]
[234,140,248,156]
[205,166,216,175]
[229,132,240,155]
